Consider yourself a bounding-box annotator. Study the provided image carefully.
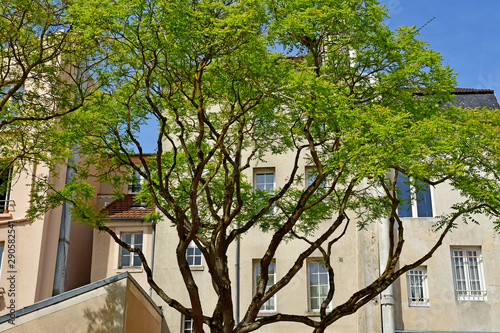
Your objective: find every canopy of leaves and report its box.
[19,0,500,332]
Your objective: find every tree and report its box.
[0,0,94,179]
[27,0,500,332]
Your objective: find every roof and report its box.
[104,194,154,219]
[452,88,494,94]
[448,88,500,110]
[0,272,163,325]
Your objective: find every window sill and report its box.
[190,265,204,271]
[305,311,331,317]
[0,213,13,219]
[257,311,277,317]
[456,298,487,302]
[117,267,143,273]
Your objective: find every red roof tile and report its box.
[104,194,153,219]
[453,88,494,94]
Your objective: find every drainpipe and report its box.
[379,215,395,333]
[149,220,156,298]
[378,170,395,333]
[53,150,79,296]
[235,234,240,324]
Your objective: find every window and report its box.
[0,242,4,278]
[182,316,194,333]
[0,167,12,213]
[255,170,275,214]
[119,233,143,268]
[451,247,486,301]
[254,261,276,312]
[396,173,433,217]
[407,267,429,306]
[128,169,143,194]
[186,241,202,267]
[255,172,274,191]
[306,170,324,188]
[308,261,331,311]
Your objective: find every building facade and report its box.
[0,89,499,333]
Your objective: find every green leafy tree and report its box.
[27,0,500,332]
[0,0,95,179]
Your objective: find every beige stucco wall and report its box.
[0,161,94,316]
[148,151,376,332]
[0,276,165,333]
[392,180,500,332]
[147,149,500,332]
[91,220,153,291]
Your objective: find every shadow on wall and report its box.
[83,283,126,333]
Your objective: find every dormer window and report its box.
[128,170,143,194]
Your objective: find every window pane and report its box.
[120,232,143,268]
[396,173,412,217]
[451,247,485,300]
[416,181,433,217]
[309,261,330,311]
[133,254,141,267]
[121,233,131,243]
[254,262,276,311]
[121,255,130,267]
[134,233,143,244]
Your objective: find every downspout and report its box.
[53,150,78,296]
[379,215,395,333]
[149,220,156,298]
[235,234,240,324]
[379,170,395,333]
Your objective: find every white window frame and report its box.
[396,173,434,218]
[0,242,4,280]
[253,261,277,312]
[406,266,429,306]
[0,167,12,212]
[308,260,332,312]
[113,226,149,271]
[254,171,275,191]
[186,241,203,268]
[254,169,275,215]
[128,169,144,194]
[119,232,143,268]
[451,247,487,301]
[306,168,328,189]
[182,316,194,333]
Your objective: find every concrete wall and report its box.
[91,220,152,291]
[0,275,166,333]
[393,181,500,332]
[0,160,94,316]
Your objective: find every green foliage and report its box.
[8,0,500,331]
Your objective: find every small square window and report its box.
[119,233,143,268]
[407,267,429,306]
[306,169,327,189]
[182,316,194,333]
[128,170,143,194]
[187,241,202,267]
[255,172,274,191]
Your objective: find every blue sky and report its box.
[381,0,500,89]
[138,1,500,152]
